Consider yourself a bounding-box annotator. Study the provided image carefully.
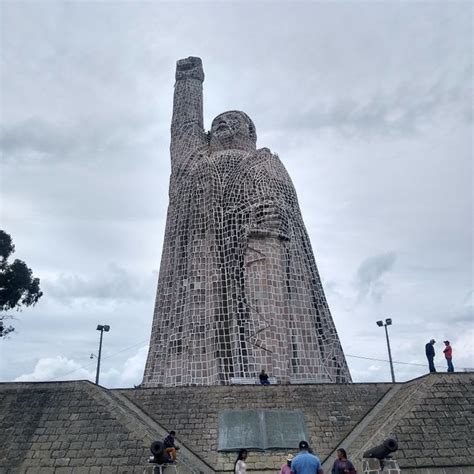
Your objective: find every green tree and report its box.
[0,230,43,337]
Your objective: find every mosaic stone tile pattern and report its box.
[143,57,351,387]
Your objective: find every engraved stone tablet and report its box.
[218,410,307,451]
[264,410,307,449]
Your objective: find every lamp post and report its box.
[95,324,110,385]
[376,318,395,383]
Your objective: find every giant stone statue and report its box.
[142,57,351,386]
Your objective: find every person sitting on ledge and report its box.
[163,430,180,461]
[259,369,270,385]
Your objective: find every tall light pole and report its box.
[376,318,395,383]
[95,324,110,385]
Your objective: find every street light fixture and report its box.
[95,324,110,385]
[376,318,395,383]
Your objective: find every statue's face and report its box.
[210,111,256,151]
[211,112,247,140]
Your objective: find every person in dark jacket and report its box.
[259,369,270,385]
[331,448,355,473]
[163,430,180,461]
[425,339,436,373]
[443,340,454,372]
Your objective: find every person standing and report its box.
[331,448,356,474]
[425,339,436,373]
[443,340,454,372]
[234,449,248,474]
[291,441,324,474]
[280,454,294,474]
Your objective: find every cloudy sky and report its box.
[1,1,472,387]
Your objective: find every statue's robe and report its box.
[143,61,350,386]
[143,144,351,386]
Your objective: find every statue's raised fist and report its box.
[176,56,204,82]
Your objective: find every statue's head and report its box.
[210,111,257,152]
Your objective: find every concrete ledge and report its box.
[230,377,277,385]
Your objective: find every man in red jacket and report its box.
[443,341,454,373]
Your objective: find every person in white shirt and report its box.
[234,449,248,474]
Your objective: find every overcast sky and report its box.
[0,1,472,387]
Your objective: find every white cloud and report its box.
[450,328,474,371]
[356,252,397,303]
[119,346,149,387]
[14,356,97,383]
[44,263,155,302]
[13,346,148,388]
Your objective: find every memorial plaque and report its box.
[218,410,306,451]
[218,410,264,450]
[264,410,306,449]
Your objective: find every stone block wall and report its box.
[1,374,472,473]
[390,374,473,470]
[120,383,391,472]
[340,373,474,472]
[0,381,206,474]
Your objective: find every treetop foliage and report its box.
[0,230,43,337]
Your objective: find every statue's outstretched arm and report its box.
[171,57,206,167]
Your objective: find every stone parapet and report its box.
[120,382,390,471]
[0,374,472,473]
[0,381,211,474]
[328,373,474,472]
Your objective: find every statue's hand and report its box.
[252,201,290,240]
[176,56,204,82]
